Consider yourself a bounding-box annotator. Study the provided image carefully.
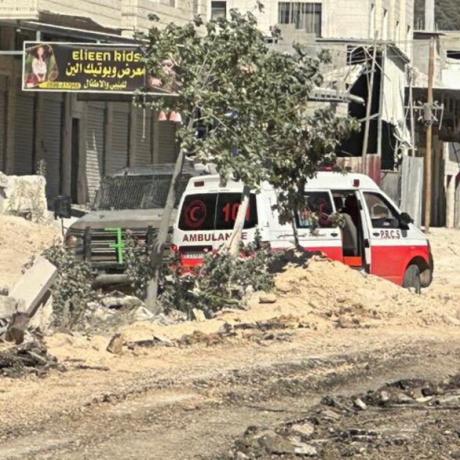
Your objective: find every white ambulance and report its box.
[171,172,434,291]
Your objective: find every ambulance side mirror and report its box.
[399,212,413,229]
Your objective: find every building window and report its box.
[211,1,226,20]
[278,2,322,36]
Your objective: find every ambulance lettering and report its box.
[379,229,401,240]
[183,232,248,243]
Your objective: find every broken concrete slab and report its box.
[192,308,206,322]
[9,256,57,318]
[131,306,155,322]
[107,333,124,354]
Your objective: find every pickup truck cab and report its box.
[172,172,434,292]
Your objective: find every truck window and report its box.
[179,193,258,231]
[363,192,400,228]
[295,191,334,229]
[96,174,190,210]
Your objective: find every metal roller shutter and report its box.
[41,94,62,198]
[133,107,153,166]
[86,102,105,201]
[0,77,6,171]
[14,94,34,175]
[107,102,129,174]
[157,121,177,164]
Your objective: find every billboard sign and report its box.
[22,42,174,95]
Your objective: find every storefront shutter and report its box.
[107,102,129,174]
[157,121,177,164]
[41,94,62,198]
[14,94,34,175]
[86,102,105,201]
[133,108,153,166]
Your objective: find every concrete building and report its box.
[0,1,206,205]
[410,28,460,228]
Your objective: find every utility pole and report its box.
[362,43,378,157]
[407,65,416,156]
[424,36,435,233]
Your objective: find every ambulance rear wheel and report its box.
[403,264,421,294]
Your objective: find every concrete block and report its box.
[0,173,48,222]
[9,256,57,317]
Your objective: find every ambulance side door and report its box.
[295,190,343,262]
[360,190,407,283]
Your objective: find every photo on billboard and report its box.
[22,41,178,95]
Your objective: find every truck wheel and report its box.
[403,264,421,294]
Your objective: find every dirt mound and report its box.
[95,257,459,357]
[264,257,460,328]
[0,215,59,289]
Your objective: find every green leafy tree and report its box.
[139,4,357,304]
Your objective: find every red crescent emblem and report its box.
[184,200,207,229]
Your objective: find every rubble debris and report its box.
[258,293,277,304]
[225,374,460,459]
[234,315,312,331]
[178,330,226,347]
[131,306,155,322]
[192,308,207,322]
[353,397,367,411]
[5,312,30,345]
[101,293,143,309]
[290,421,315,438]
[0,337,62,378]
[126,334,175,349]
[0,295,18,320]
[106,333,125,354]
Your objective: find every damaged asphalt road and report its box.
[0,330,459,460]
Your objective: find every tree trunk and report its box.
[226,185,251,257]
[290,213,301,251]
[145,147,185,312]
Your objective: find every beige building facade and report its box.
[0,0,206,204]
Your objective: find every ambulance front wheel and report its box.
[403,264,421,294]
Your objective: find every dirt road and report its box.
[0,228,459,459]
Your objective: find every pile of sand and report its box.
[268,257,460,328]
[0,215,59,289]
[43,253,460,366]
